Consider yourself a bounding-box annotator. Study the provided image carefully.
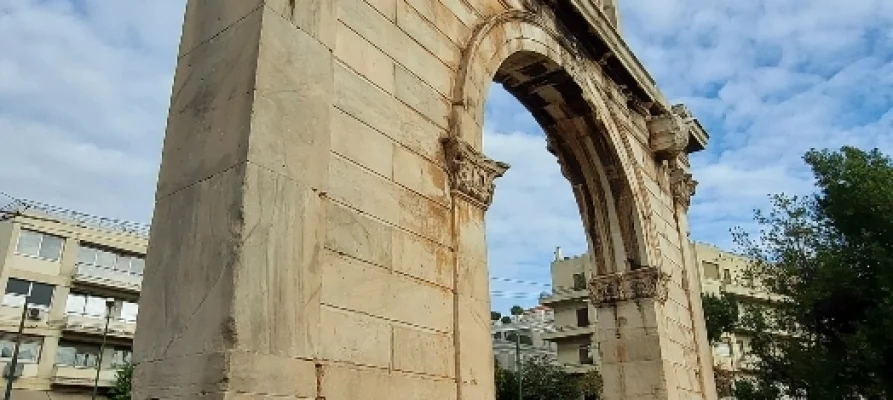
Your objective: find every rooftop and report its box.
[0,197,150,239]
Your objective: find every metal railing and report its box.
[0,198,149,238]
[73,263,143,289]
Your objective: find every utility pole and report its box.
[91,298,116,400]
[3,299,29,400]
[515,332,522,400]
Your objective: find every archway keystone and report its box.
[134,1,716,399]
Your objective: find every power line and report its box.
[490,276,552,287]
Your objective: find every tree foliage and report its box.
[500,316,512,324]
[731,146,893,399]
[492,311,502,321]
[108,363,133,400]
[701,292,739,344]
[510,305,525,316]
[494,356,601,400]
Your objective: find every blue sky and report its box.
[1,0,892,314]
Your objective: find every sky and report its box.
[1,0,892,314]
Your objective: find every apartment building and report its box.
[540,243,774,380]
[491,306,557,372]
[0,199,147,399]
[537,249,598,374]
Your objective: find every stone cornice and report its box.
[441,137,510,209]
[589,267,670,306]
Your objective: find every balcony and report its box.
[539,288,589,305]
[72,263,142,292]
[541,325,597,341]
[52,365,116,387]
[559,362,599,375]
[63,314,136,339]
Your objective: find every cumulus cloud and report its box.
[2,0,891,312]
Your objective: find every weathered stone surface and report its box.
[139,0,717,399]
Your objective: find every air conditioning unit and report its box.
[3,362,23,379]
[26,308,42,321]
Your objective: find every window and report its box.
[65,293,113,317]
[3,278,54,309]
[715,340,731,357]
[0,333,43,362]
[572,273,586,290]
[121,301,138,322]
[722,269,732,284]
[579,345,594,364]
[111,348,132,367]
[15,229,64,261]
[56,342,100,367]
[77,245,144,276]
[576,308,590,327]
[703,261,720,280]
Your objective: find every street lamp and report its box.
[91,298,116,400]
[3,298,30,400]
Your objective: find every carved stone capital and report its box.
[647,104,694,161]
[668,162,697,210]
[441,137,510,209]
[588,267,670,306]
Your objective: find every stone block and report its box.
[392,325,455,377]
[320,306,392,368]
[401,0,467,45]
[398,184,452,246]
[392,144,450,207]
[394,1,460,68]
[178,0,264,57]
[336,0,452,96]
[248,8,333,189]
[455,201,486,262]
[392,229,453,289]
[333,63,444,163]
[622,360,667,396]
[227,351,317,397]
[265,0,336,49]
[456,255,488,301]
[156,10,260,198]
[133,352,228,399]
[334,21,396,93]
[455,295,493,386]
[321,365,456,400]
[394,65,450,129]
[325,201,393,268]
[320,251,453,332]
[135,164,244,364]
[231,164,324,358]
[327,154,401,225]
[599,335,662,364]
[331,108,395,179]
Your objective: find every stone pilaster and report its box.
[442,137,508,400]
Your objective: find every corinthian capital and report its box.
[668,162,697,210]
[441,137,510,209]
[589,267,670,306]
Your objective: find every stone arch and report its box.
[447,9,656,273]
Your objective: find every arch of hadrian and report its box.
[133,0,716,399]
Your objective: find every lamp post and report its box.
[3,298,30,400]
[91,298,115,400]
[515,332,522,400]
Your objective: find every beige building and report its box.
[0,199,146,399]
[543,243,773,379]
[539,249,598,375]
[491,306,557,372]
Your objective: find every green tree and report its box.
[491,311,502,321]
[500,316,512,324]
[701,291,739,344]
[494,356,601,400]
[107,363,133,400]
[731,147,893,399]
[510,305,524,316]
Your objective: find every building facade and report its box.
[538,249,599,375]
[0,199,147,399]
